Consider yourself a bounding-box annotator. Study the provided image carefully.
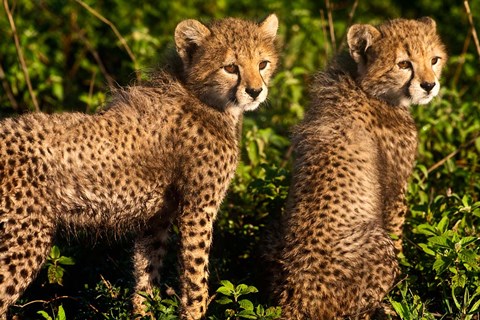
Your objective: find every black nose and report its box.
[420,81,436,93]
[245,87,263,99]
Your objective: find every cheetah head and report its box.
[174,14,278,113]
[347,17,447,107]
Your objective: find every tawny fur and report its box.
[271,18,446,319]
[0,15,278,320]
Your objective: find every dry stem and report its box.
[464,0,480,61]
[3,0,40,112]
[325,0,337,53]
[74,0,139,78]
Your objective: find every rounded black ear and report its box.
[259,14,278,40]
[417,16,437,29]
[175,19,211,63]
[347,24,381,64]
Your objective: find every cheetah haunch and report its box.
[272,18,446,319]
[0,14,278,319]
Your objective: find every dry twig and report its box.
[337,0,359,52]
[464,0,480,62]
[0,64,19,110]
[74,0,139,78]
[452,28,472,88]
[427,133,480,174]
[325,0,337,53]
[320,10,330,60]
[3,0,40,112]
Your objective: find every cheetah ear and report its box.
[175,19,211,63]
[418,16,436,29]
[259,14,278,40]
[347,24,381,64]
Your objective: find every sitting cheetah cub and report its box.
[0,15,278,319]
[273,18,446,319]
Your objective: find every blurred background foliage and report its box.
[1,0,480,319]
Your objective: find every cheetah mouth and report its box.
[243,101,262,111]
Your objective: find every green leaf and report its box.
[389,299,410,320]
[459,236,479,247]
[57,256,75,265]
[37,311,53,320]
[50,245,61,259]
[216,296,233,305]
[433,257,450,275]
[57,305,66,320]
[255,304,265,316]
[236,284,258,296]
[239,299,254,311]
[437,216,450,233]
[238,309,257,319]
[217,280,235,296]
[428,235,450,248]
[418,243,435,256]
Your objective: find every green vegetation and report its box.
[1,0,479,318]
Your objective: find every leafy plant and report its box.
[37,304,67,320]
[45,246,75,286]
[211,281,281,320]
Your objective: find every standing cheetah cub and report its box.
[273,18,446,319]
[0,15,278,319]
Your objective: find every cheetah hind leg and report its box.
[132,214,172,317]
[0,215,55,317]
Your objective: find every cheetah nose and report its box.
[420,81,436,93]
[245,87,263,99]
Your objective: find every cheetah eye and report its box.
[397,60,412,69]
[259,61,269,70]
[223,64,239,74]
[431,57,440,65]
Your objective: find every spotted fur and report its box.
[0,14,278,319]
[271,18,446,319]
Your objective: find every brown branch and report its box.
[320,10,331,61]
[337,0,359,52]
[452,28,472,88]
[0,63,19,110]
[75,27,115,88]
[3,0,40,112]
[74,0,139,78]
[464,0,480,62]
[325,0,337,53]
[427,133,480,174]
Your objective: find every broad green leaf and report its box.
[437,216,450,234]
[37,311,53,320]
[216,296,233,305]
[239,299,254,311]
[459,236,479,247]
[57,305,66,320]
[428,235,450,248]
[57,256,75,265]
[389,299,410,320]
[433,257,450,275]
[418,243,435,256]
[217,280,235,295]
[238,309,257,319]
[237,284,258,295]
[256,304,265,316]
[50,246,61,259]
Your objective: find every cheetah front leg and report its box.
[0,214,55,318]
[132,214,173,317]
[177,200,218,320]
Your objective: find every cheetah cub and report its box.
[273,18,446,319]
[0,15,278,319]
